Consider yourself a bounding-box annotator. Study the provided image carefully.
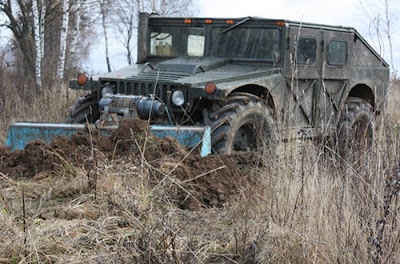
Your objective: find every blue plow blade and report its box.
[6,122,211,157]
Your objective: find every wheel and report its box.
[337,97,375,165]
[66,92,100,123]
[208,92,277,154]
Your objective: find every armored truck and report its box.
[67,13,389,155]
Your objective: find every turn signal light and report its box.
[77,73,88,86]
[205,82,216,95]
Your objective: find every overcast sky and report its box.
[199,0,364,24]
[86,0,399,74]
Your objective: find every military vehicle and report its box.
[7,13,390,156]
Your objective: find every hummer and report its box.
[7,13,390,156]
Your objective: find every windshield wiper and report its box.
[219,17,250,35]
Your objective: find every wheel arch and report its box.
[347,84,375,110]
[229,84,276,114]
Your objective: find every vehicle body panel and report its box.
[68,14,390,139]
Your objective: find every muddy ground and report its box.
[0,118,263,210]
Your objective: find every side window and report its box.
[296,37,316,64]
[328,40,347,65]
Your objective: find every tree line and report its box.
[0,0,196,90]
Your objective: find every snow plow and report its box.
[6,121,211,157]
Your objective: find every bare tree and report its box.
[57,0,69,79]
[0,0,37,83]
[39,0,45,60]
[32,0,42,87]
[69,0,81,59]
[64,0,98,74]
[382,0,396,77]
[110,0,197,67]
[0,0,195,84]
[361,0,398,77]
[111,0,139,65]
[150,0,196,16]
[98,0,111,72]
[0,0,97,88]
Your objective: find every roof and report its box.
[147,14,389,67]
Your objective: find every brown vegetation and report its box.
[1,82,400,263]
[0,62,82,144]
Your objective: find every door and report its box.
[284,27,321,130]
[316,31,352,133]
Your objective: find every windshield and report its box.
[211,27,280,61]
[148,26,205,57]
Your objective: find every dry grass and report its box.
[1,81,400,263]
[387,80,400,123]
[0,73,82,144]
[2,134,400,263]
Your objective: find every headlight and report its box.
[102,85,114,98]
[171,90,185,106]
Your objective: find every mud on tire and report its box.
[208,92,277,154]
[337,97,375,165]
[67,92,100,124]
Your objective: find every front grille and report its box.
[114,81,180,104]
[102,70,190,106]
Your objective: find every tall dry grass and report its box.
[0,70,83,144]
[1,123,399,263]
[1,76,400,262]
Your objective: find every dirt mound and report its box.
[0,142,62,178]
[164,152,263,209]
[0,118,262,209]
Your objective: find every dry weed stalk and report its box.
[1,84,400,263]
[369,159,400,263]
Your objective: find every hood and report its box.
[126,57,277,84]
[157,57,230,73]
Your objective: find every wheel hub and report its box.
[232,124,257,151]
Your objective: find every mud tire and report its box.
[66,92,100,124]
[208,92,277,154]
[337,97,374,165]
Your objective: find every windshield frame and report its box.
[144,18,284,64]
